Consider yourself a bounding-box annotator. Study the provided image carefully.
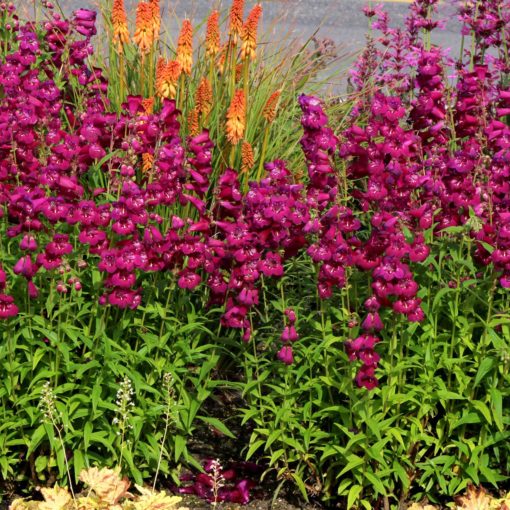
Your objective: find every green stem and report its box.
[256,125,270,181]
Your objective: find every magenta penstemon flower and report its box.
[277,345,294,365]
[19,234,37,251]
[0,294,19,319]
[178,270,201,290]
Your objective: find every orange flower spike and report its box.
[155,56,166,94]
[176,19,193,75]
[149,0,161,42]
[112,0,129,51]
[167,60,182,82]
[240,4,262,61]
[228,0,244,43]
[205,10,220,58]
[195,77,213,116]
[158,60,182,99]
[188,108,200,136]
[262,90,281,123]
[216,43,228,74]
[142,152,154,172]
[241,141,254,173]
[133,2,155,54]
[226,89,246,145]
[142,97,155,114]
[235,63,243,82]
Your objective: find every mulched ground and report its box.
[176,494,323,509]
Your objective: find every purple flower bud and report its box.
[280,325,299,342]
[20,234,37,251]
[284,308,297,323]
[13,255,38,279]
[361,312,384,332]
[28,281,39,299]
[355,364,378,390]
[277,345,294,365]
[0,294,18,319]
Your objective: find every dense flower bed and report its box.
[1,0,510,507]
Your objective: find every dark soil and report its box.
[176,494,323,510]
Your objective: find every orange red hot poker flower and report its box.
[176,19,193,76]
[156,58,182,99]
[112,0,129,51]
[142,152,154,172]
[229,0,244,42]
[226,90,246,145]
[241,141,254,173]
[240,4,262,61]
[262,90,281,123]
[205,10,220,58]
[195,77,213,116]
[150,0,160,38]
[187,108,200,136]
[141,97,154,114]
[133,0,160,54]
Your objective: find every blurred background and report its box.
[15,0,462,94]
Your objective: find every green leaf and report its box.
[364,471,386,495]
[479,463,507,487]
[489,388,504,431]
[474,357,496,387]
[246,440,264,460]
[347,484,363,509]
[269,449,286,466]
[437,390,465,401]
[196,416,235,439]
[464,465,480,485]
[265,429,282,450]
[32,348,47,371]
[73,450,86,481]
[84,421,93,449]
[470,400,492,425]
[174,435,187,463]
[291,472,309,501]
[451,412,480,430]
[338,454,365,477]
[27,424,48,456]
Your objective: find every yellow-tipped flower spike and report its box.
[142,152,154,172]
[241,141,254,173]
[195,77,213,116]
[141,97,154,114]
[176,19,193,76]
[133,2,157,54]
[188,108,200,136]
[150,0,161,41]
[240,4,262,61]
[112,0,129,52]
[156,59,182,99]
[217,43,228,74]
[205,10,220,58]
[235,62,243,82]
[155,56,166,93]
[226,89,246,145]
[228,0,244,43]
[262,90,281,123]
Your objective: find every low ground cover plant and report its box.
[1,0,510,508]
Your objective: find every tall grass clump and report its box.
[96,0,346,184]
